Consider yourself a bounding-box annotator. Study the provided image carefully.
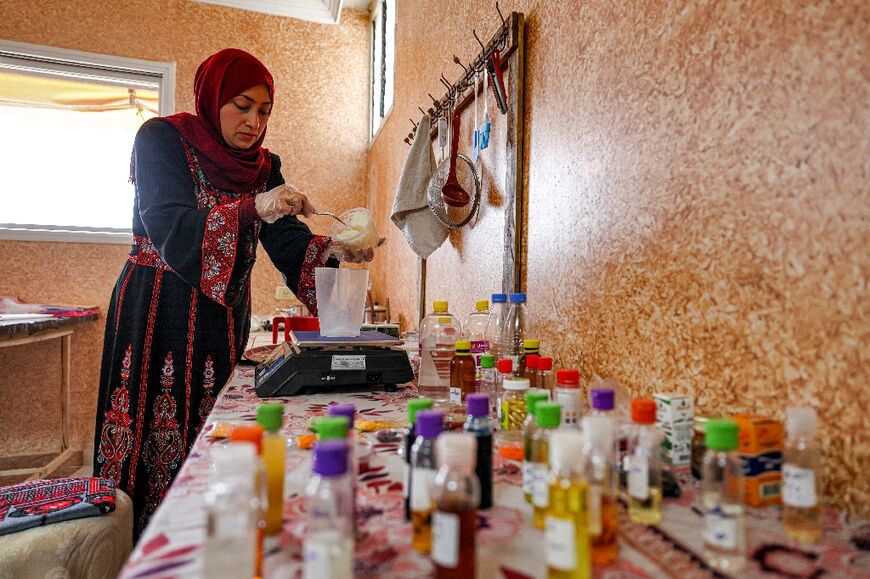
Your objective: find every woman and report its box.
[92,48,374,535]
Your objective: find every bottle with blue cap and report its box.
[498,293,528,372]
[485,293,508,360]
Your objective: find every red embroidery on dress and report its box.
[96,345,134,483]
[129,234,172,271]
[297,235,333,316]
[115,264,136,333]
[140,352,183,532]
[199,356,216,424]
[128,268,164,494]
[201,202,240,305]
[182,287,197,453]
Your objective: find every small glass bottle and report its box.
[524,354,540,388]
[496,359,514,423]
[519,338,540,378]
[782,407,822,543]
[627,399,663,525]
[449,340,477,405]
[463,299,491,367]
[432,432,480,579]
[581,415,618,566]
[419,301,461,400]
[522,390,552,503]
[499,293,527,374]
[228,425,267,578]
[411,410,444,553]
[304,440,354,579]
[500,378,529,433]
[402,398,434,520]
[317,416,355,529]
[328,404,361,488]
[203,443,259,579]
[486,293,508,360]
[537,357,556,396]
[544,430,591,579]
[256,402,286,536]
[478,355,498,417]
[554,369,582,429]
[464,393,493,509]
[590,388,622,474]
[702,419,745,573]
[532,402,562,529]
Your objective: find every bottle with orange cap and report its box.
[626,399,663,525]
[228,424,268,577]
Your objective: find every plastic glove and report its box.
[255,183,315,223]
[327,237,386,264]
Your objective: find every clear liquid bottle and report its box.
[464,394,493,509]
[495,359,514,424]
[304,440,354,579]
[203,443,259,579]
[590,388,622,474]
[419,301,461,400]
[522,390,551,503]
[627,399,663,525]
[537,357,556,396]
[227,425,268,577]
[477,355,498,417]
[498,293,527,374]
[486,293,508,360]
[327,404,361,504]
[702,419,745,573]
[256,402,286,536]
[581,415,618,566]
[402,398,434,520]
[464,300,491,367]
[316,415,355,531]
[783,407,822,543]
[519,338,540,378]
[545,430,591,579]
[432,433,480,579]
[411,410,444,553]
[555,369,582,429]
[449,340,477,405]
[532,402,562,529]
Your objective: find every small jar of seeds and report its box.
[500,378,530,431]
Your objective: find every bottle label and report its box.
[432,511,460,568]
[783,464,817,508]
[556,390,581,426]
[303,531,353,579]
[587,485,602,536]
[411,468,436,511]
[532,463,549,507]
[704,510,738,550]
[545,516,577,571]
[628,456,649,500]
[522,460,533,495]
[449,386,463,404]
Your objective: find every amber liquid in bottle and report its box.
[412,508,433,552]
[590,495,619,566]
[433,506,477,579]
[450,349,477,404]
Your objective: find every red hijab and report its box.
[164,48,274,192]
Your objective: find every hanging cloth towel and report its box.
[391,114,448,259]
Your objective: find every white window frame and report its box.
[369,0,396,142]
[0,40,175,244]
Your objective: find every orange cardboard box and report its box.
[731,414,784,507]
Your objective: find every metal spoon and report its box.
[315,211,349,227]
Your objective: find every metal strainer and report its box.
[426,153,481,228]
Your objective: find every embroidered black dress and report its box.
[93,120,334,534]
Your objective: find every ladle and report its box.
[441,108,470,207]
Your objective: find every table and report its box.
[0,312,99,482]
[119,355,870,578]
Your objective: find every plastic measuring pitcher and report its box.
[315,268,369,337]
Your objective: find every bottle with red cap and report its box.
[523,354,540,389]
[554,369,582,429]
[536,357,555,396]
[627,398,663,525]
[495,359,513,424]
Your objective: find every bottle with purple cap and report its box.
[590,387,623,473]
[304,440,353,579]
[463,393,492,509]
[410,410,444,553]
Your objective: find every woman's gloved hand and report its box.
[255,183,315,223]
[326,237,387,264]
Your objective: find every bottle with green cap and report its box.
[256,402,286,535]
[419,301,460,400]
[522,390,552,503]
[464,300,491,367]
[478,354,498,416]
[701,418,745,573]
[403,398,434,520]
[531,402,562,529]
[450,340,477,404]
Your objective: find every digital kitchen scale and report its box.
[255,330,415,397]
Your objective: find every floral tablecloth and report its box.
[119,340,870,578]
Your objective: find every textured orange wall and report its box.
[0,2,370,457]
[367,1,869,515]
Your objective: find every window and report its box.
[0,41,174,243]
[370,0,395,140]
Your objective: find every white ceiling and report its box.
[191,0,369,24]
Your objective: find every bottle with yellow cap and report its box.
[464,300,491,368]
[450,341,477,404]
[419,301,461,400]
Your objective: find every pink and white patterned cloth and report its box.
[119,343,870,578]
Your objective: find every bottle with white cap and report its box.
[544,430,591,579]
[582,414,619,566]
[203,442,259,579]
[782,407,822,543]
[432,432,480,578]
